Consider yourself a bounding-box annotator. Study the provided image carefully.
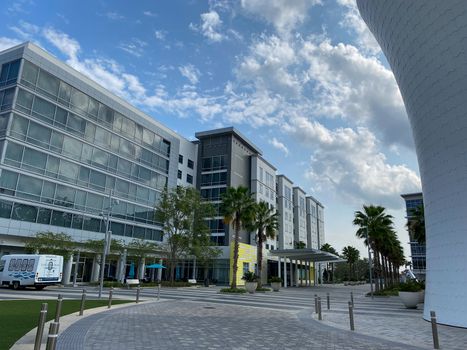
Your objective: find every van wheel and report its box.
[35,286,45,290]
[12,281,20,290]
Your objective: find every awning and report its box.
[270,248,344,263]
[146,263,166,269]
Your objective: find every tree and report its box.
[247,201,278,288]
[341,246,360,280]
[294,240,306,249]
[191,232,222,283]
[25,231,75,260]
[156,186,215,284]
[221,186,255,289]
[408,205,425,244]
[320,243,339,283]
[353,205,403,290]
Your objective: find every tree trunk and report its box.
[373,247,381,292]
[231,219,240,289]
[257,230,264,289]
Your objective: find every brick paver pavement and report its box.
[56,300,423,350]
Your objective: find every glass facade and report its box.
[0,58,172,242]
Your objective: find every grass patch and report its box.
[0,299,131,350]
[220,288,247,294]
[256,287,271,292]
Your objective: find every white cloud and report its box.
[118,38,147,57]
[43,27,80,59]
[269,137,289,156]
[300,39,412,149]
[178,64,201,85]
[154,30,167,41]
[0,37,21,51]
[105,12,124,21]
[284,116,420,209]
[240,0,321,36]
[191,11,225,42]
[143,11,157,17]
[337,0,380,55]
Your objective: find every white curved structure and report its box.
[357,0,467,328]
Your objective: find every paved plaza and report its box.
[4,284,467,349]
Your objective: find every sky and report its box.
[0,0,422,258]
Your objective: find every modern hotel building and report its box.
[0,42,327,286]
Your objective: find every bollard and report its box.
[108,287,113,309]
[350,291,354,308]
[314,294,318,314]
[45,322,60,350]
[54,294,63,322]
[318,297,322,320]
[79,289,86,316]
[157,283,161,301]
[34,303,48,350]
[348,301,355,331]
[326,292,330,310]
[136,286,140,303]
[430,311,440,349]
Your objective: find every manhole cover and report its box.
[203,306,216,309]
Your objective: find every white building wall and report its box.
[276,175,294,250]
[358,0,467,327]
[293,187,307,247]
[177,139,197,187]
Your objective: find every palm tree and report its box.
[221,186,255,289]
[247,201,279,288]
[408,205,425,244]
[320,243,339,283]
[353,205,395,291]
[342,246,360,280]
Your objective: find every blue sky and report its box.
[0,0,421,257]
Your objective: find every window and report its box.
[178,154,183,164]
[0,59,20,86]
[186,174,193,184]
[177,170,182,179]
[0,88,14,111]
[27,259,35,272]
[21,259,28,271]
[0,200,12,218]
[8,259,16,271]
[37,69,60,98]
[0,260,5,272]
[187,159,194,169]
[11,203,37,222]
[21,60,39,86]
[243,262,249,275]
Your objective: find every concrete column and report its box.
[62,254,73,285]
[118,249,127,283]
[283,257,287,288]
[138,257,146,280]
[290,259,295,287]
[72,251,80,287]
[91,254,100,282]
[192,257,196,280]
[157,258,163,281]
[278,257,281,279]
[314,262,318,286]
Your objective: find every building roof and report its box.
[277,174,294,184]
[252,154,277,171]
[270,248,343,262]
[306,195,324,208]
[195,127,262,155]
[401,192,423,199]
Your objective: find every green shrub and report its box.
[220,288,247,293]
[256,287,271,292]
[242,271,258,282]
[269,276,283,283]
[399,281,423,292]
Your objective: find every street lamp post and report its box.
[98,191,118,299]
[365,226,374,299]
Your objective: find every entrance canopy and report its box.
[270,248,344,263]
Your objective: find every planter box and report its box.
[245,282,258,294]
[399,291,419,309]
[271,282,281,292]
[418,290,425,304]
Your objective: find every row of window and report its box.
[202,155,226,171]
[0,87,14,111]
[0,199,162,241]
[20,60,170,155]
[177,170,193,184]
[4,141,166,202]
[9,113,168,188]
[0,112,7,136]
[200,187,227,201]
[0,169,159,226]
[200,172,227,186]
[16,89,170,170]
[0,60,20,87]
[178,154,194,169]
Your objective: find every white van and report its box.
[0,254,63,290]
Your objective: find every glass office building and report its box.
[0,43,195,271]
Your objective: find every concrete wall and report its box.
[358,0,467,327]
